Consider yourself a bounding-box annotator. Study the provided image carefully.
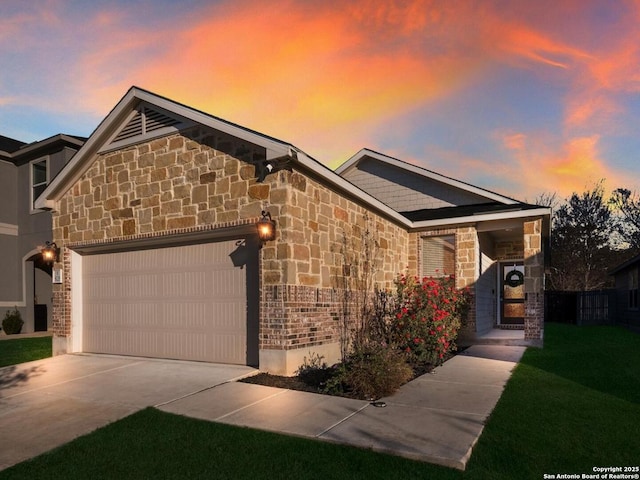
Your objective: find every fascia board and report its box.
[334,148,367,175]
[294,149,412,227]
[411,207,551,230]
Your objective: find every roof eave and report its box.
[13,134,85,158]
[411,207,551,230]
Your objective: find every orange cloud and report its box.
[561,2,640,131]
[502,133,624,197]
[111,0,484,163]
[495,25,589,69]
[3,0,637,199]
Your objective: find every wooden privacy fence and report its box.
[545,290,616,325]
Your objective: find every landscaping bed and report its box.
[239,352,457,400]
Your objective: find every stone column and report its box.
[524,218,544,344]
[456,226,478,335]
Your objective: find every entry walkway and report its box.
[160,345,526,470]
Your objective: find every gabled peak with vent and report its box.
[102,103,190,152]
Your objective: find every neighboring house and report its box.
[610,254,640,331]
[0,134,84,333]
[37,87,550,375]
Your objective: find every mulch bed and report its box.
[239,349,464,400]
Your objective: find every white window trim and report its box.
[30,156,50,214]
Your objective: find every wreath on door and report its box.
[505,269,524,288]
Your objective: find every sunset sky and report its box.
[1,0,639,201]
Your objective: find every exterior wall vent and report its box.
[112,106,181,143]
[101,103,191,153]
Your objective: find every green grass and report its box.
[1,324,638,479]
[465,323,640,479]
[0,336,52,368]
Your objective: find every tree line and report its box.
[537,182,640,291]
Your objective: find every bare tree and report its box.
[334,213,381,360]
[610,188,640,250]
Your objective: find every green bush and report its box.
[325,343,413,400]
[2,307,24,335]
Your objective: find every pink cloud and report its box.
[497,131,626,197]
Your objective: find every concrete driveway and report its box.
[0,354,255,471]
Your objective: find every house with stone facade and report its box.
[37,87,549,375]
[1,134,84,333]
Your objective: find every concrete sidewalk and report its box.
[0,354,256,471]
[0,345,524,471]
[159,345,526,470]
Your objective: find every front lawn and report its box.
[466,323,640,479]
[0,336,52,368]
[1,324,638,479]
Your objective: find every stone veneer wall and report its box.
[51,128,272,346]
[495,239,524,261]
[259,169,410,372]
[49,127,412,371]
[416,227,478,335]
[523,218,544,343]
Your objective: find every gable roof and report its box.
[35,87,408,226]
[36,86,550,231]
[36,86,302,209]
[336,148,520,206]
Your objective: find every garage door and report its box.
[82,240,249,364]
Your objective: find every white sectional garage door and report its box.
[82,240,247,364]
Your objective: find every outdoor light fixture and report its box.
[257,211,276,243]
[41,241,59,264]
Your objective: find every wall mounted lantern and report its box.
[41,241,60,264]
[257,211,276,243]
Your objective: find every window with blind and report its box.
[421,235,455,278]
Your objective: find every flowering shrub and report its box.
[391,274,469,366]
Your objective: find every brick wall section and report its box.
[260,169,410,351]
[524,218,544,341]
[261,285,342,350]
[51,249,71,342]
[50,127,411,354]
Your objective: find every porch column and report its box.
[523,218,544,344]
[456,226,478,335]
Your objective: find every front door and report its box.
[500,262,525,326]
